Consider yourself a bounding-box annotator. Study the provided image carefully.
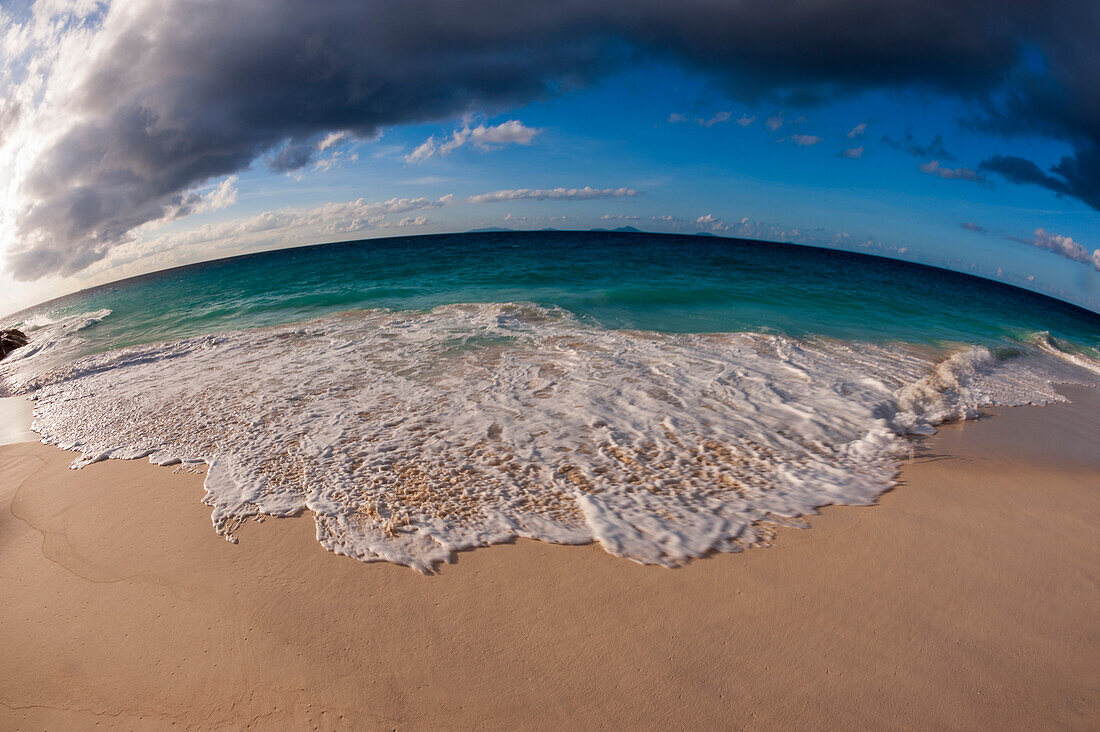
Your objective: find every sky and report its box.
[1,0,1098,316]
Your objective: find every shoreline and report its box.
[0,395,36,446]
[1,387,1098,728]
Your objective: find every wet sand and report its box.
[1,387,1097,729]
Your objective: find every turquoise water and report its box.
[4,231,1100,570]
[9,231,1100,355]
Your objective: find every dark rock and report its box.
[0,329,29,361]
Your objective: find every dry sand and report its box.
[1,387,1098,730]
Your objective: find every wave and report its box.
[5,303,1099,571]
[0,308,111,397]
[1031,330,1100,376]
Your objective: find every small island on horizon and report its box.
[1,1,1098,729]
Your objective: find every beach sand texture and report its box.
[1,387,1098,730]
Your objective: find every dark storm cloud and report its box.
[980,148,1100,212]
[8,0,1100,278]
[979,156,1074,197]
[266,141,322,174]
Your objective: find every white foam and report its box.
[5,303,1098,571]
[1032,331,1100,376]
[0,308,111,396]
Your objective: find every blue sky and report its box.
[1,1,1098,314]
[161,65,1099,309]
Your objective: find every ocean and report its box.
[3,231,1099,571]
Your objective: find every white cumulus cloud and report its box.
[1031,228,1100,271]
[406,120,540,163]
[190,176,239,214]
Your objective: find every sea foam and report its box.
[2,303,1097,571]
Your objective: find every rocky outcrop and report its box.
[0,329,28,361]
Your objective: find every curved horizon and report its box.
[2,1,1098,319]
[5,229,1099,324]
[3,6,1100,725]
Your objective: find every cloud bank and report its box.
[2,0,1098,280]
[466,187,638,204]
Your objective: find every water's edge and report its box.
[4,303,1098,572]
[0,395,36,446]
[4,382,1095,573]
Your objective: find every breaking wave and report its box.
[2,303,1098,571]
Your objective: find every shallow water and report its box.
[3,232,1099,570]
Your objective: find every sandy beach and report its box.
[1,386,1097,730]
[3,1,1099,729]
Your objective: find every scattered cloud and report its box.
[766,113,785,132]
[792,134,823,146]
[312,148,359,173]
[317,131,350,153]
[405,138,439,165]
[883,130,956,161]
[847,123,867,138]
[406,120,540,163]
[1029,228,1100,271]
[462,121,540,149]
[960,222,986,233]
[4,0,1100,280]
[670,111,747,128]
[189,177,239,215]
[680,213,890,256]
[919,160,984,182]
[465,186,638,204]
[697,111,731,127]
[840,146,864,159]
[294,195,452,233]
